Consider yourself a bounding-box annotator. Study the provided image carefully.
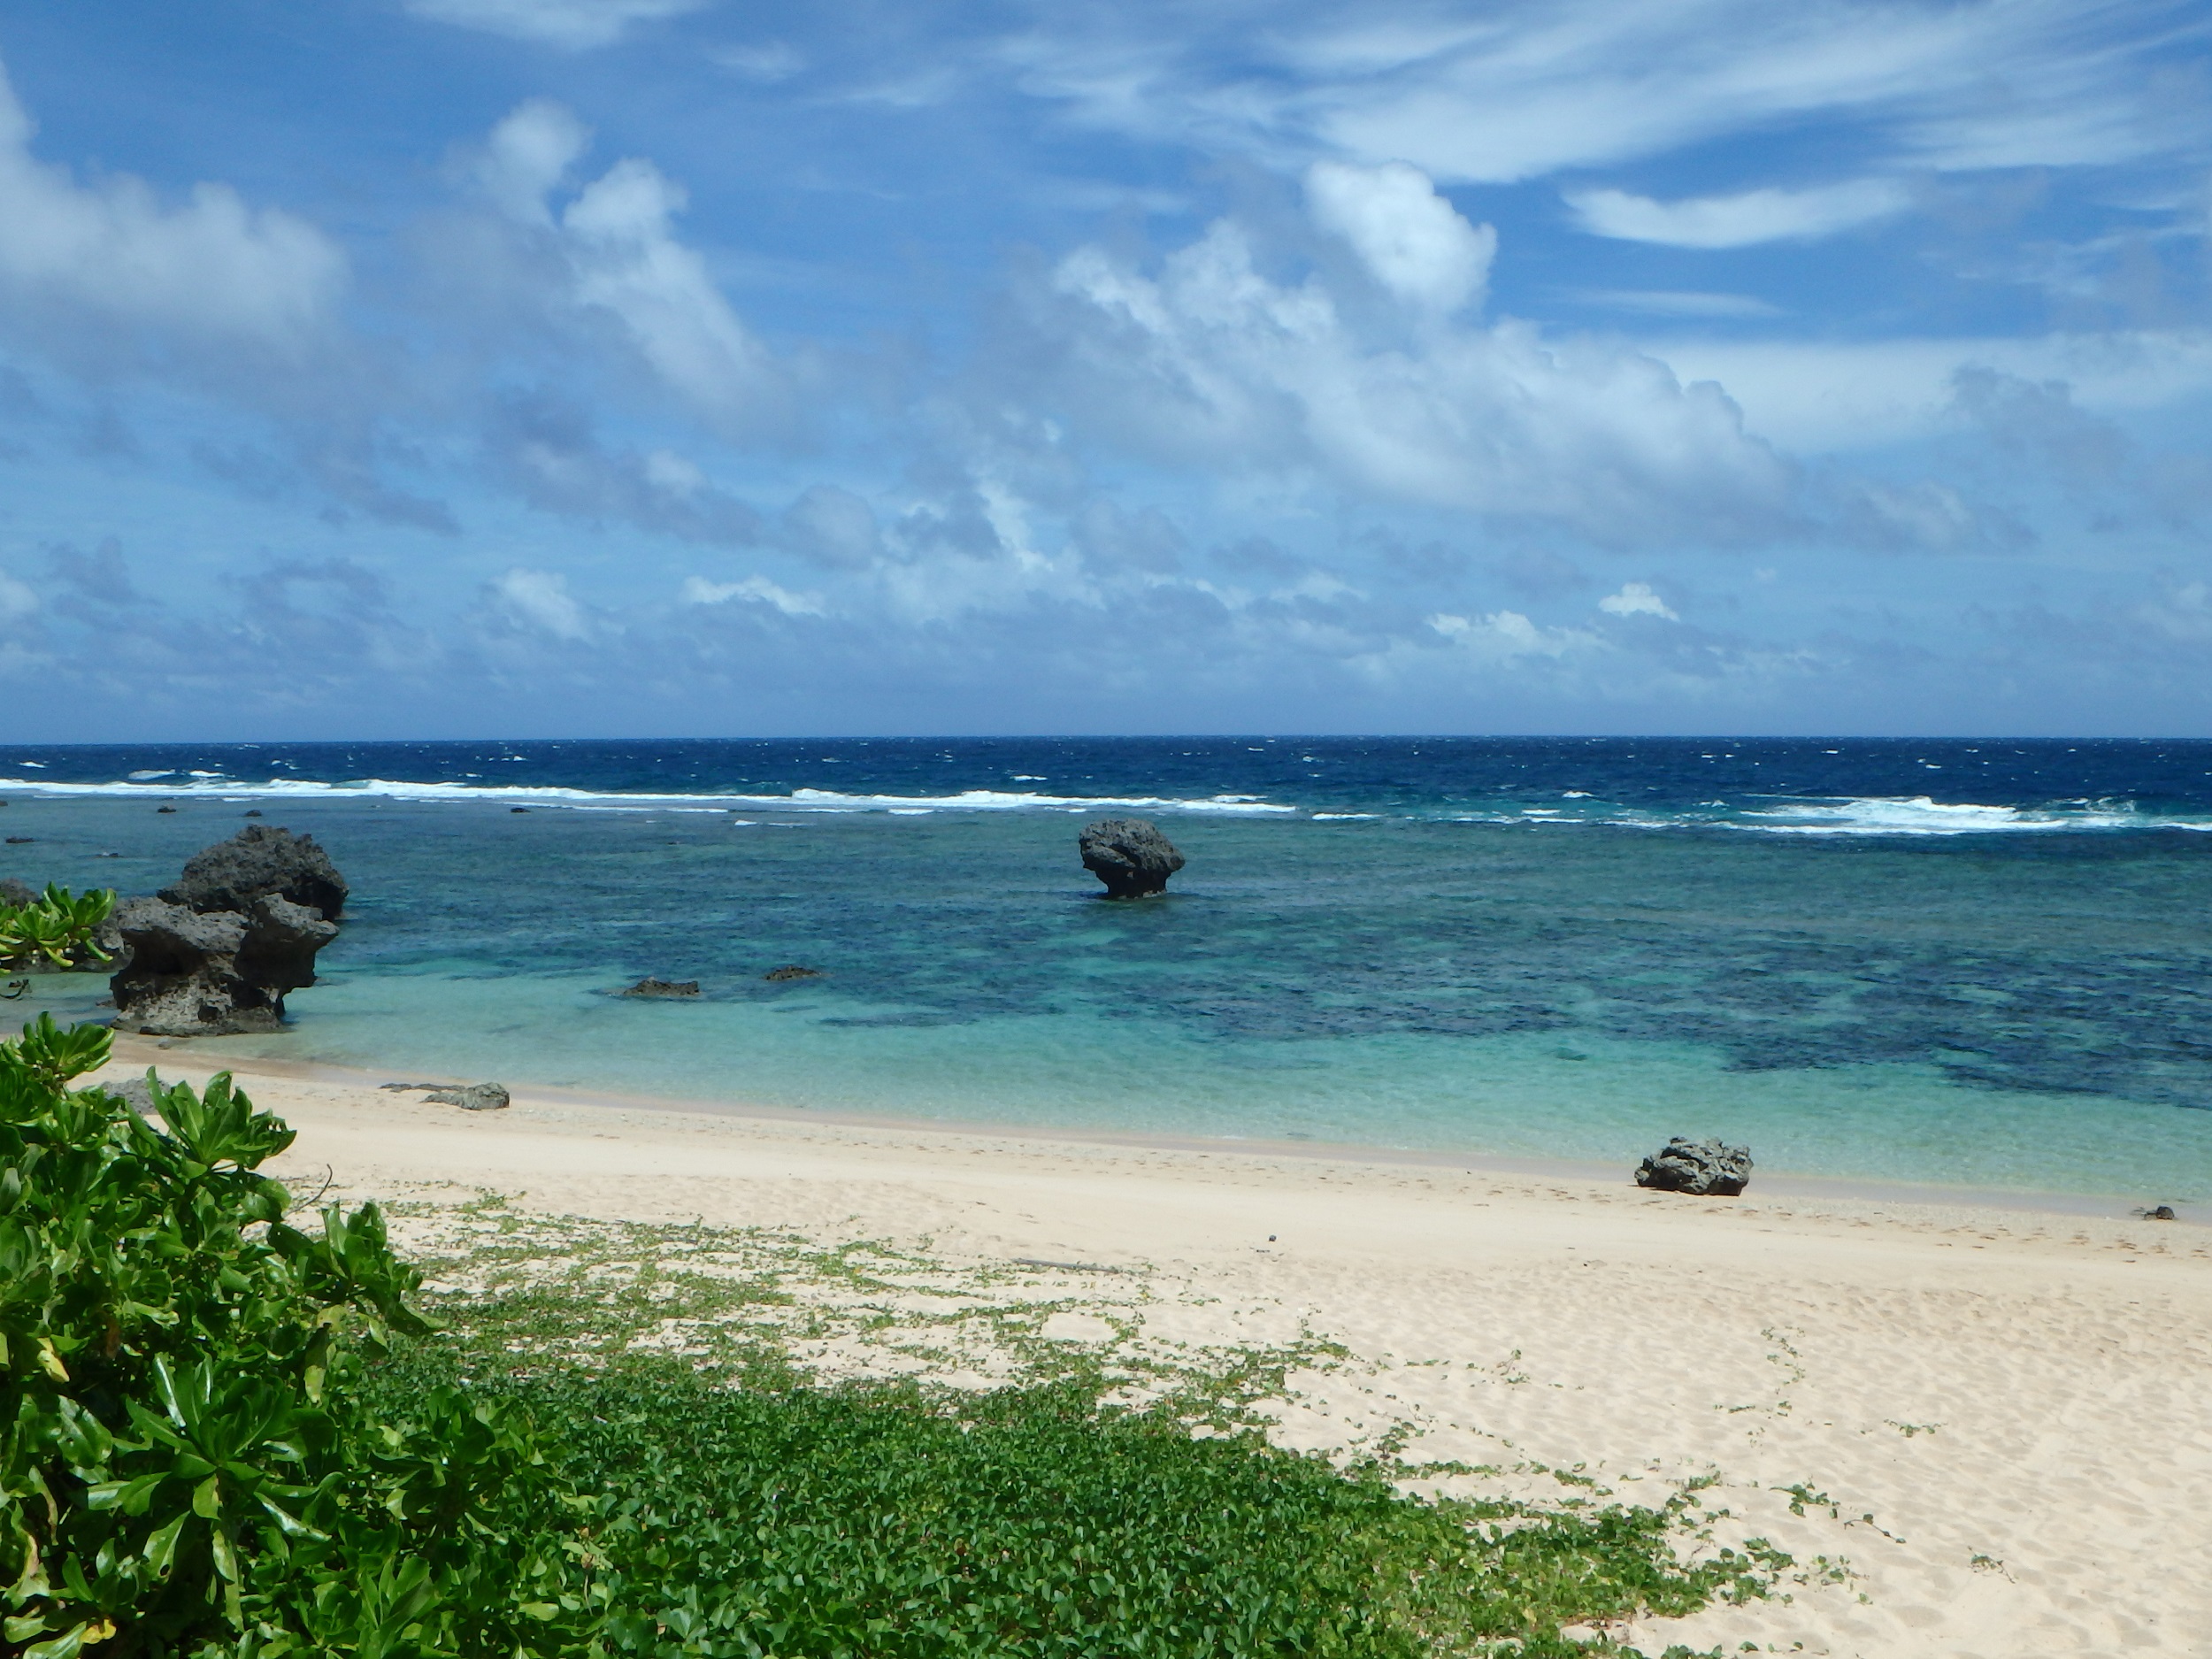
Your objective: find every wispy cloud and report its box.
[1566,180,1909,248]
[404,0,710,50]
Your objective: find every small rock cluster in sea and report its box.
[621,977,701,997]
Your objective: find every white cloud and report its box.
[492,567,589,638]
[1430,609,1595,659]
[714,42,806,81]
[1652,329,2212,452]
[404,0,707,50]
[1305,160,1494,312]
[478,102,777,427]
[1568,180,1909,248]
[0,58,342,348]
[1598,581,1678,619]
[1035,208,1793,541]
[0,570,35,621]
[681,574,824,615]
[475,99,591,225]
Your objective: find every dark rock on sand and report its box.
[428,1082,509,1111]
[764,964,822,981]
[2145,1205,2177,1221]
[380,1079,511,1110]
[1079,818,1185,899]
[161,824,348,922]
[1635,1137,1753,1196]
[622,977,701,997]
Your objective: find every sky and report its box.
[0,0,2208,740]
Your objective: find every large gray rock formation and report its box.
[1079,818,1186,899]
[161,824,348,921]
[109,828,347,1035]
[1634,1137,1753,1196]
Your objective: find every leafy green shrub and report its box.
[0,887,115,973]
[1,1015,570,1658]
[3,1015,1778,1657]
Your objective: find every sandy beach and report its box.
[96,1037,2212,1659]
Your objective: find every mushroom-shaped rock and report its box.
[160,824,348,922]
[108,898,272,1035]
[1634,1137,1753,1196]
[1079,818,1185,899]
[110,830,348,1034]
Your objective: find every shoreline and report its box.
[107,1032,2204,1225]
[81,1031,2212,1656]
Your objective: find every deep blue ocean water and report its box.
[5,737,2211,1201]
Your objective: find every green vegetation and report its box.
[0,887,114,973]
[4,1015,1789,1656]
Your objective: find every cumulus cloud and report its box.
[473,101,779,429]
[0,57,343,350]
[490,567,589,638]
[1025,202,1793,543]
[405,0,709,50]
[1429,608,1595,660]
[1567,180,1909,248]
[1949,365,2129,482]
[486,389,763,542]
[1306,161,1494,311]
[1598,581,1678,618]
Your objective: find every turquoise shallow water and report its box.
[5,737,2212,1201]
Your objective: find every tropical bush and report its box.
[1,1015,1778,1657]
[0,887,115,973]
[1,1014,566,1658]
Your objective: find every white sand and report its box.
[98,1040,2212,1658]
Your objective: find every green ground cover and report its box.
[4,1014,1791,1657]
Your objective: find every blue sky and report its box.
[0,0,2208,739]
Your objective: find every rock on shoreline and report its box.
[1634,1137,1753,1196]
[110,826,347,1036]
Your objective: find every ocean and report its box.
[4,736,2210,1203]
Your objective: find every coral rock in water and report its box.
[1634,1137,1753,1196]
[160,823,349,922]
[109,828,348,1035]
[622,977,701,997]
[1079,818,1186,899]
